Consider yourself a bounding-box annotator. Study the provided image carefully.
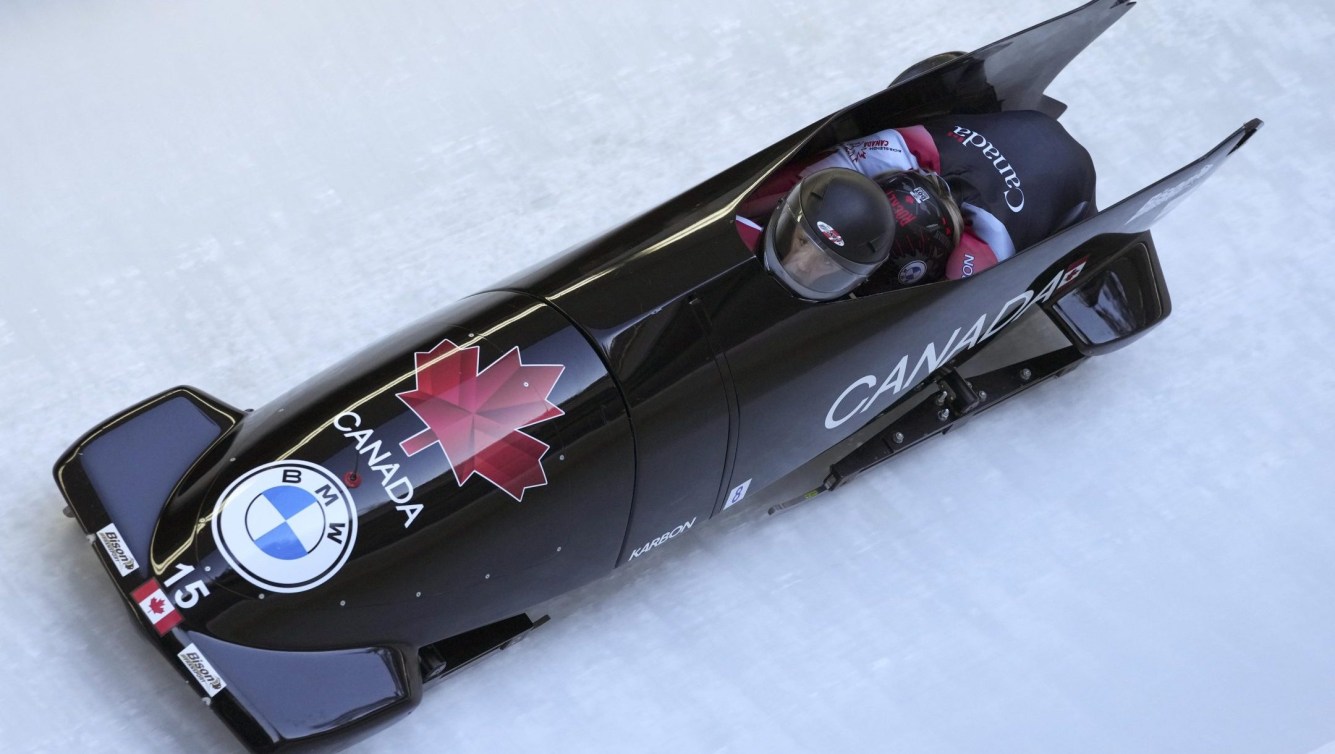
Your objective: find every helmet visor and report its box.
[763,193,867,301]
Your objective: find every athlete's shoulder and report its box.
[801,128,918,179]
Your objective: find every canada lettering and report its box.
[825,268,1073,429]
[842,139,901,162]
[334,412,423,527]
[953,126,1025,212]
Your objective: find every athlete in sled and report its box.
[734,109,1097,298]
[53,1,1261,751]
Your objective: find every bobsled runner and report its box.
[54,0,1260,750]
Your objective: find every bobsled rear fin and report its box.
[832,0,1134,143]
[54,386,243,576]
[1026,120,1260,354]
[739,0,1135,217]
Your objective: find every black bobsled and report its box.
[54,1,1261,750]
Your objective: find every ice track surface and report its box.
[2,0,1334,751]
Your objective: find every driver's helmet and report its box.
[762,168,896,301]
[876,170,963,287]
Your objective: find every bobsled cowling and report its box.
[56,291,636,750]
[55,0,1263,750]
[58,388,426,750]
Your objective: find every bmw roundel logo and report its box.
[898,260,928,285]
[212,460,358,594]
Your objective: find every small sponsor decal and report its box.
[131,580,182,636]
[959,253,977,278]
[177,643,226,698]
[1127,164,1214,225]
[889,193,916,227]
[1058,256,1089,290]
[841,139,900,164]
[629,518,697,561]
[816,221,845,247]
[212,461,358,594]
[898,260,928,285]
[724,479,752,509]
[95,523,138,576]
[398,339,564,501]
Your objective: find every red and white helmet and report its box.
[876,170,963,287]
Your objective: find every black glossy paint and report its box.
[158,291,638,651]
[52,2,1260,750]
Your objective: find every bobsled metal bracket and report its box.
[821,366,991,490]
[940,368,984,416]
[771,347,1085,515]
[418,614,550,684]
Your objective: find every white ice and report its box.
[2,0,1333,752]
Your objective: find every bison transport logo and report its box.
[397,339,564,501]
[212,461,358,594]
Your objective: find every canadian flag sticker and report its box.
[131,580,181,636]
[1059,256,1090,290]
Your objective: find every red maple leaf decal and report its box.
[397,339,564,501]
[148,596,167,615]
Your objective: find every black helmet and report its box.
[762,169,896,301]
[876,170,963,287]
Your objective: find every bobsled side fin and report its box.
[1020,120,1263,266]
[54,386,243,577]
[966,0,1135,112]
[1032,120,1261,355]
[716,1,1138,218]
[868,0,1133,122]
[419,614,549,684]
[1113,119,1263,235]
[182,632,421,753]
